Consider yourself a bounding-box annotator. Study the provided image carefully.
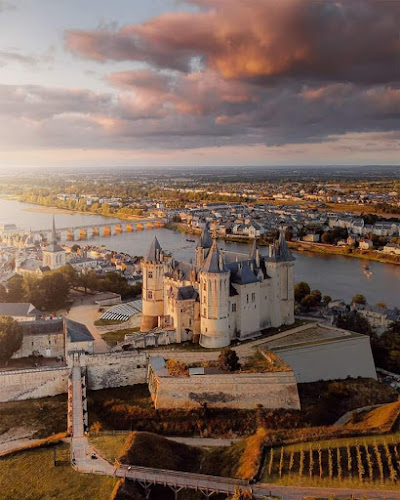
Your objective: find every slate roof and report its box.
[202,240,227,273]
[145,235,162,262]
[229,261,260,285]
[65,318,94,343]
[266,231,295,263]
[21,319,63,336]
[197,226,213,249]
[177,285,199,301]
[0,302,40,318]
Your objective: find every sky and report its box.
[0,0,399,168]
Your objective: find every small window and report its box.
[148,271,153,279]
[203,308,206,316]
[252,293,256,302]
[203,282,206,291]
[232,303,236,312]
[246,294,249,304]
[147,291,153,299]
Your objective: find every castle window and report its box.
[246,294,249,303]
[203,308,206,316]
[203,282,206,291]
[147,291,153,299]
[251,293,256,302]
[232,303,236,312]
[148,271,153,279]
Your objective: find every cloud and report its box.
[2,0,399,159]
[0,1,16,12]
[66,0,400,84]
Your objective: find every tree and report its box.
[217,348,241,372]
[294,281,310,303]
[0,316,23,364]
[22,274,42,306]
[38,272,69,310]
[372,321,400,374]
[0,284,7,302]
[376,302,387,309]
[352,294,366,305]
[6,276,25,302]
[323,295,332,305]
[337,311,372,335]
[71,244,81,253]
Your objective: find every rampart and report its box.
[149,369,301,410]
[0,366,70,402]
[0,351,148,401]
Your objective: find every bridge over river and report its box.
[2,218,166,242]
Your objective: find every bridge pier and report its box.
[138,481,152,499]
[103,226,111,236]
[126,224,133,232]
[66,230,75,241]
[115,224,123,234]
[168,485,184,500]
[92,227,100,236]
[79,229,87,240]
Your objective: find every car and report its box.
[91,453,98,459]
[98,307,104,312]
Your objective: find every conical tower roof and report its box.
[277,229,295,261]
[145,235,163,262]
[197,225,213,249]
[202,239,227,273]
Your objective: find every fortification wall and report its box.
[151,370,301,410]
[0,366,69,402]
[82,351,148,390]
[148,350,220,364]
[0,351,149,401]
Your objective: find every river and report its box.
[1,197,399,308]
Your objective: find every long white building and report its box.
[141,228,295,348]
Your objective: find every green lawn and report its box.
[0,444,117,500]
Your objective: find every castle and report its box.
[141,228,295,348]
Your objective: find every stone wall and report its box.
[82,351,148,390]
[149,369,301,410]
[0,351,149,402]
[0,366,69,402]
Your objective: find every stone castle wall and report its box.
[0,366,70,402]
[0,351,149,402]
[149,370,301,410]
[82,351,148,390]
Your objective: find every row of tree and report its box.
[0,265,141,311]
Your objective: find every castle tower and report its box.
[265,230,295,327]
[195,225,213,268]
[141,236,165,331]
[42,216,66,270]
[199,240,231,348]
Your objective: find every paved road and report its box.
[253,482,400,500]
[67,304,110,353]
[168,437,240,447]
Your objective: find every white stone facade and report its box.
[141,229,295,348]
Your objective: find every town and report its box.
[0,0,399,498]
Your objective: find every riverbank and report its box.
[10,197,152,222]
[166,222,400,266]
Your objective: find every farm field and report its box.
[262,432,400,490]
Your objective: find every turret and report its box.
[140,236,165,331]
[199,240,231,348]
[265,230,295,326]
[195,225,213,268]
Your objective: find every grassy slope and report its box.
[0,395,67,440]
[344,401,400,433]
[0,444,117,500]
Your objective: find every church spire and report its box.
[51,216,57,245]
